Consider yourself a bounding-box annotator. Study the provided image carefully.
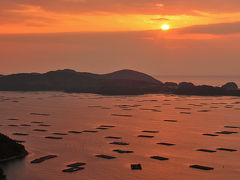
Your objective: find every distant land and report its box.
[0,69,239,96]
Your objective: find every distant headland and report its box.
[0,69,239,96]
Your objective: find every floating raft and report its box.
[30,113,50,116]
[215,131,238,135]
[52,133,68,136]
[45,136,63,140]
[105,136,122,139]
[202,134,219,137]
[111,114,133,117]
[189,165,214,171]
[157,143,175,146]
[20,124,31,127]
[68,131,82,134]
[141,131,159,133]
[138,135,154,138]
[217,148,237,152]
[13,133,28,136]
[224,126,240,129]
[67,162,86,167]
[150,156,169,161]
[95,154,116,159]
[164,120,177,122]
[33,129,48,132]
[110,142,129,145]
[82,130,98,133]
[31,155,57,164]
[62,167,84,173]
[8,118,19,121]
[197,149,217,153]
[131,164,142,170]
[113,149,134,154]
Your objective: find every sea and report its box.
[0,77,240,180]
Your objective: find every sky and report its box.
[1,0,240,76]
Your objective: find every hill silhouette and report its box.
[101,69,160,84]
[0,69,163,95]
[0,69,239,96]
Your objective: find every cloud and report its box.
[178,21,240,34]
[1,0,240,16]
[0,3,56,25]
[1,1,240,35]
[1,0,240,34]
[151,18,169,21]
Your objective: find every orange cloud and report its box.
[1,0,240,34]
[177,21,240,35]
[2,0,240,15]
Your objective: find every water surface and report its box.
[0,92,240,180]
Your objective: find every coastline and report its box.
[0,152,28,164]
[0,69,239,97]
[0,89,239,97]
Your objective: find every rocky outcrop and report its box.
[221,82,238,90]
[0,133,28,163]
[175,84,240,96]
[163,82,178,90]
[178,82,195,89]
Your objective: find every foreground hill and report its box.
[0,69,239,96]
[0,133,28,163]
[0,133,28,179]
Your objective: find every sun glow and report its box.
[161,24,170,30]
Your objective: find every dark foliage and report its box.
[0,133,28,162]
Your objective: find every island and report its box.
[0,69,239,96]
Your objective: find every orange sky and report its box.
[1,0,240,75]
[1,1,240,33]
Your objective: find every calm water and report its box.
[0,92,240,180]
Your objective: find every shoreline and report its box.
[0,152,28,164]
[0,90,239,97]
[0,69,238,97]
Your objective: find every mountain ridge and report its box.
[0,69,239,96]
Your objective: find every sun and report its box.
[161,24,170,31]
